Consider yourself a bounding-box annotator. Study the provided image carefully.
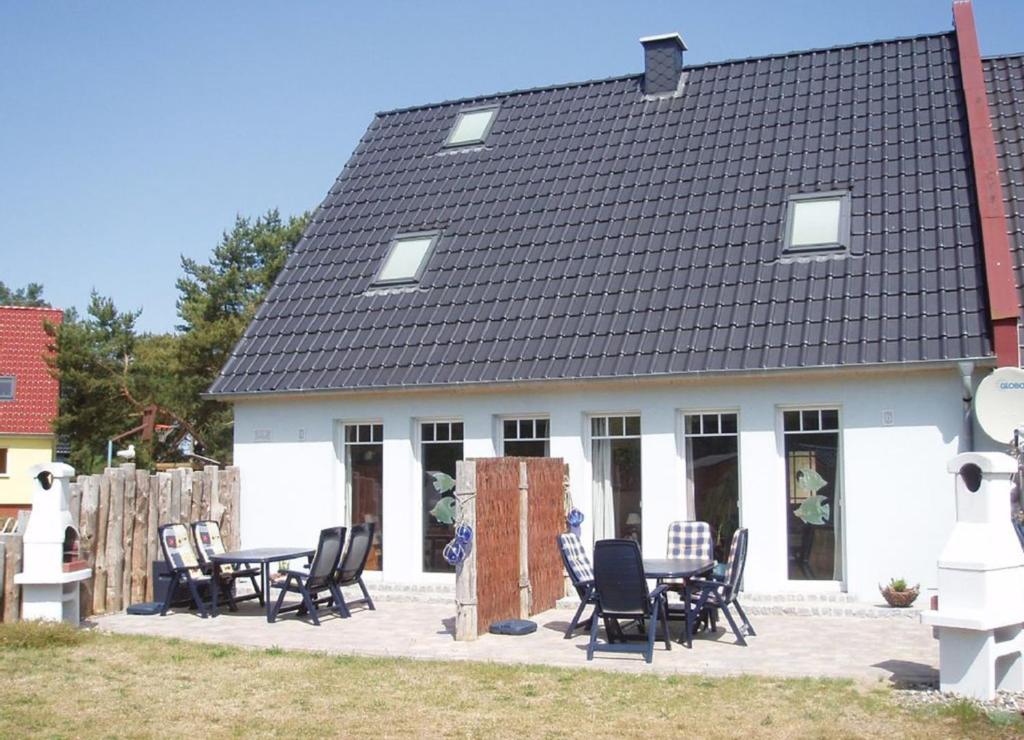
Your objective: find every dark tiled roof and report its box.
[212,31,995,396]
[984,54,1024,360]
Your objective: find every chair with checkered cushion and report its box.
[667,520,714,561]
[192,520,264,607]
[557,532,597,639]
[158,523,227,618]
[686,527,755,646]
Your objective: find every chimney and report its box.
[640,33,687,95]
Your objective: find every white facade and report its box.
[232,364,984,601]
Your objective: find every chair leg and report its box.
[357,578,375,610]
[564,598,589,639]
[250,573,265,607]
[720,603,748,647]
[734,600,755,636]
[300,587,321,626]
[222,577,239,612]
[160,574,177,616]
[331,584,352,618]
[270,577,291,623]
[660,597,672,651]
[587,609,601,660]
[644,605,658,663]
[187,580,209,619]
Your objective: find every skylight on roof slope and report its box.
[445,108,497,147]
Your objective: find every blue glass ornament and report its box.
[567,508,584,527]
[455,523,473,544]
[443,539,466,565]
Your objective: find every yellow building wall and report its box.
[0,435,54,506]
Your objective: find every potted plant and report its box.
[879,577,920,608]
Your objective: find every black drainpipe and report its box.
[958,361,975,452]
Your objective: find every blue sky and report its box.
[3,0,1023,333]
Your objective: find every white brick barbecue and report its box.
[14,462,91,624]
[921,452,1024,700]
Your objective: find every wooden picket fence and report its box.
[0,463,240,623]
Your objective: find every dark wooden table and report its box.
[643,557,714,647]
[211,547,315,622]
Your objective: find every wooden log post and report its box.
[454,460,478,641]
[168,468,181,526]
[228,467,241,549]
[93,471,111,614]
[1,532,23,623]
[518,460,531,619]
[146,473,161,601]
[130,470,149,605]
[190,469,204,524]
[0,540,5,622]
[78,475,101,619]
[69,479,82,531]
[180,468,193,524]
[120,464,137,606]
[105,467,125,612]
[207,466,222,526]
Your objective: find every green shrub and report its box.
[888,578,908,592]
[0,620,90,650]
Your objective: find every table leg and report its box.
[264,564,272,623]
[683,582,692,648]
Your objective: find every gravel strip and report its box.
[893,681,1024,715]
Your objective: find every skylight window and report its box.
[373,232,439,286]
[445,107,497,147]
[784,192,850,253]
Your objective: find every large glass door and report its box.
[421,421,464,573]
[683,412,739,562]
[343,423,383,571]
[591,415,642,544]
[783,409,842,581]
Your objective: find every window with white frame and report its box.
[0,376,13,401]
[421,421,464,573]
[782,408,842,582]
[343,423,383,570]
[683,412,739,561]
[373,232,439,286]
[501,417,549,457]
[591,415,642,544]
[783,192,850,254]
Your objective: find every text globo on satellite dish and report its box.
[974,367,1024,444]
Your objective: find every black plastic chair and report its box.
[331,522,376,616]
[269,526,347,625]
[587,539,671,664]
[158,522,231,618]
[557,532,597,639]
[687,527,755,646]
[191,520,264,607]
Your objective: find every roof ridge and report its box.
[375,29,955,117]
[0,305,62,313]
[982,51,1024,62]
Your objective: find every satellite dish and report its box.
[974,367,1024,444]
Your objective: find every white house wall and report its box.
[232,367,966,600]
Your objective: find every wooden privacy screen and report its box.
[0,463,240,623]
[454,457,567,640]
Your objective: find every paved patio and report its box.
[95,592,939,685]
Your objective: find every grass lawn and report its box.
[0,622,1020,738]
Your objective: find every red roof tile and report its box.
[0,306,62,435]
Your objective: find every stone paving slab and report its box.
[94,597,939,685]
